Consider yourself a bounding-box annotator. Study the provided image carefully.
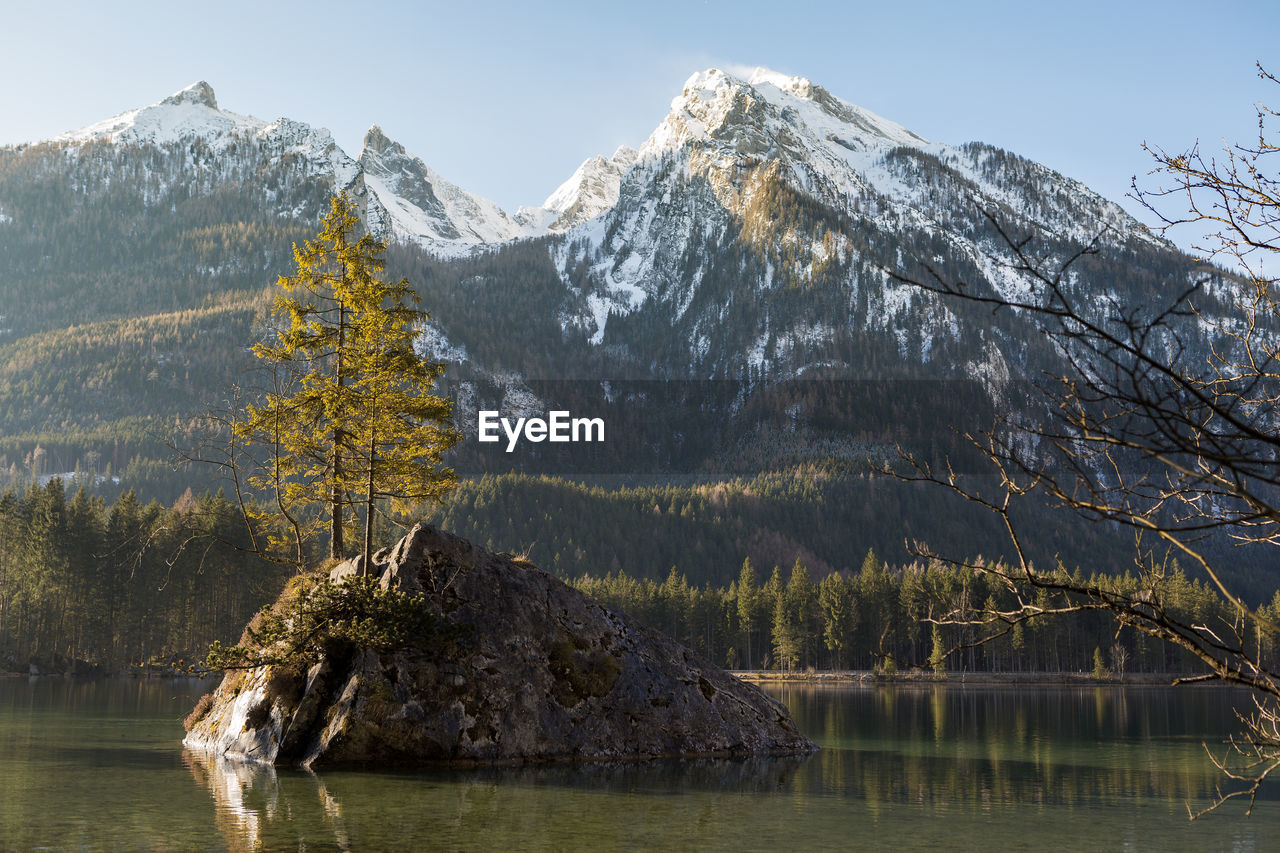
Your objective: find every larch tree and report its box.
[238,192,458,570]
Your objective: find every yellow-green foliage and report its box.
[236,192,459,565]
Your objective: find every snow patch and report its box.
[415,322,468,363]
[746,330,770,369]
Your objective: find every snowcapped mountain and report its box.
[49,82,526,252]
[32,70,1212,387]
[538,144,638,232]
[0,69,1237,484]
[41,70,1168,302]
[56,81,264,147]
[539,66,1180,377]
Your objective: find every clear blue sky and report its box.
[2,0,1277,236]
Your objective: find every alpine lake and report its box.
[1,676,1275,851]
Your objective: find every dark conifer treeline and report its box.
[0,479,290,671]
[574,553,1280,675]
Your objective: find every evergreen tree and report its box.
[772,591,800,672]
[762,565,784,670]
[238,193,458,567]
[930,625,947,674]
[818,572,853,669]
[1093,646,1108,680]
[856,548,895,665]
[785,559,819,668]
[736,557,759,669]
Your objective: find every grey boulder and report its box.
[184,523,816,768]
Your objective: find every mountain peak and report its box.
[353,124,527,246]
[57,81,262,146]
[681,66,836,111]
[743,66,810,89]
[645,65,926,159]
[541,144,639,230]
[160,81,218,111]
[360,124,406,158]
[684,66,807,92]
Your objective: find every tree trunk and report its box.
[330,297,347,561]
[330,445,344,561]
[363,423,377,574]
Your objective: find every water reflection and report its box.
[185,753,276,852]
[186,751,365,852]
[4,678,1271,850]
[186,747,813,850]
[772,683,1268,813]
[181,685,1279,850]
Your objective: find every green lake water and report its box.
[0,677,1275,851]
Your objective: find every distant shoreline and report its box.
[733,670,1210,687]
[0,667,215,679]
[1,668,1214,687]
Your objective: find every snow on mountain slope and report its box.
[546,66,1175,367]
[51,83,532,252]
[541,145,638,232]
[642,67,925,157]
[45,71,1170,274]
[34,73,1197,384]
[57,82,266,147]
[358,125,530,247]
[650,66,1158,249]
[636,66,1159,251]
[260,116,361,194]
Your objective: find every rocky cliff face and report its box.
[183,524,815,768]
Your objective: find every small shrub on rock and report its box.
[205,575,433,671]
[184,692,216,731]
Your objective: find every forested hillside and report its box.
[0,128,333,495]
[0,137,330,340]
[2,476,1266,679]
[424,468,1280,605]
